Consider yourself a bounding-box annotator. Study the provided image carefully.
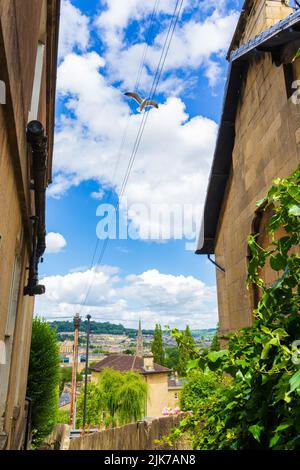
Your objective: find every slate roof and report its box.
[90,354,171,375]
[196,10,300,255]
[59,391,71,407]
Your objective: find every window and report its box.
[28,0,47,122]
[28,42,45,122]
[0,80,5,104]
[0,248,23,423]
[249,204,282,309]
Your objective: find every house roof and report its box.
[90,354,171,375]
[196,9,300,255]
[227,0,255,58]
[59,392,71,408]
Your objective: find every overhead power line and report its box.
[79,0,161,307]
[79,0,184,311]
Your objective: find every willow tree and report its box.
[116,371,147,424]
[77,368,147,428]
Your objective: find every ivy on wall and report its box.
[169,165,300,449]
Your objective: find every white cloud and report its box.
[51,1,239,240]
[46,232,67,253]
[51,50,217,240]
[35,266,217,329]
[58,0,90,59]
[95,0,179,48]
[104,8,239,92]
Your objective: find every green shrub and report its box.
[180,370,229,412]
[56,408,70,424]
[26,318,60,447]
[170,165,300,450]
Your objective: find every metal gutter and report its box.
[196,10,300,255]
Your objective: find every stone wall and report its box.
[41,424,71,450]
[0,0,59,449]
[69,415,190,451]
[215,13,300,336]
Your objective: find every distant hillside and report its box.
[49,320,154,338]
[192,328,216,337]
[48,320,216,338]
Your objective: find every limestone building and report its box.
[0,0,60,449]
[90,353,181,418]
[90,321,182,418]
[197,1,300,336]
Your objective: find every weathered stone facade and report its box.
[197,1,300,337]
[0,0,59,449]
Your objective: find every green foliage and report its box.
[170,166,300,449]
[123,348,135,355]
[76,368,147,428]
[210,324,220,351]
[117,371,148,424]
[76,381,103,427]
[26,318,61,447]
[151,324,166,365]
[59,367,82,394]
[165,346,180,371]
[180,370,229,412]
[173,325,197,376]
[56,408,70,424]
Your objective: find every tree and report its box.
[26,318,60,447]
[117,371,148,424]
[210,324,220,351]
[76,368,147,428]
[151,324,165,365]
[165,346,180,371]
[59,367,82,394]
[177,325,196,376]
[123,348,134,355]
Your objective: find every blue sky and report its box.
[35,0,244,329]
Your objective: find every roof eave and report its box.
[196,10,300,256]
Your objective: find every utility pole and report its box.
[83,314,91,431]
[70,312,80,429]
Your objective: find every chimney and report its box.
[143,353,154,371]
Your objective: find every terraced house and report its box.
[197,0,300,337]
[0,0,60,449]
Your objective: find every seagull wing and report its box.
[124,92,143,104]
[144,100,159,109]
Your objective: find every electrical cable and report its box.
[79,0,184,311]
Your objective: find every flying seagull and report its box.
[124,92,159,112]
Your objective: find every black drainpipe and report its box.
[24,121,47,296]
[207,254,225,273]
